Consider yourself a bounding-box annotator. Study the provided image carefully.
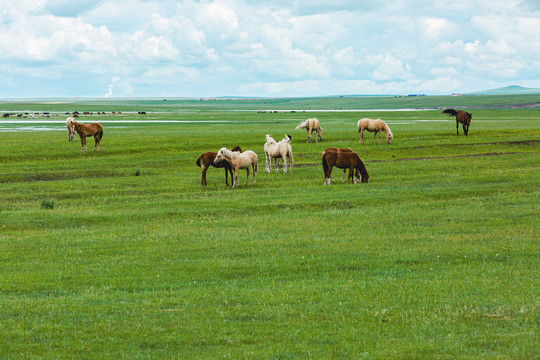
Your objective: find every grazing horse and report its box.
[357,118,393,144]
[264,134,294,174]
[214,148,258,188]
[442,109,472,135]
[296,118,322,143]
[66,117,103,151]
[322,147,369,185]
[196,146,242,186]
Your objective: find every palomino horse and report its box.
[322,147,369,185]
[442,109,472,135]
[214,148,258,188]
[264,134,294,174]
[296,118,322,143]
[196,146,242,186]
[357,118,393,144]
[66,117,103,151]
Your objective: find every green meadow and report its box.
[0,96,538,359]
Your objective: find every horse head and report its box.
[284,134,292,142]
[66,117,76,141]
[463,112,472,135]
[265,134,276,143]
[214,148,229,164]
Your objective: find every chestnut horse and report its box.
[322,147,369,185]
[214,147,258,188]
[196,146,242,186]
[442,109,471,135]
[357,118,393,144]
[66,117,103,151]
[296,117,322,143]
[264,134,294,174]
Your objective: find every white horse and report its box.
[357,118,393,144]
[264,134,294,174]
[296,117,322,143]
[66,117,76,141]
[214,147,258,188]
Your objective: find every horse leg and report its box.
[202,166,208,186]
[282,154,287,175]
[233,168,238,188]
[80,135,86,151]
[274,157,280,173]
[359,129,364,144]
[371,131,377,145]
[245,167,249,185]
[307,129,311,143]
[349,168,356,184]
[227,166,233,186]
[265,153,271,173]
[463,124,468,136]
[456,121,459,135]
[327,164,335,185]
[341,169,346,183]
[317,129,322,142]
[252,163,257,186]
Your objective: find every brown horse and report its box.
[66,117,103,151]
[196,146,242,186]
[442,109,472,135]
[322,147,369,185]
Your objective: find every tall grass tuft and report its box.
[40,198,55,210]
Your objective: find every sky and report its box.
[1,0,540,98]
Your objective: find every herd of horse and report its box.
[64,108,471,187]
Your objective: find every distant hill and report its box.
[467,85,540,95]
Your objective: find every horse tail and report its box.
[196,153,204,167]
[98,128,104,141]
[322,150,328,176]
[296,119,309,129]
[442,109,458,118]
[288,147,294,167]
[355,154,369,183]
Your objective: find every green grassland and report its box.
[0,96,539,359]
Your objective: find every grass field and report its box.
[0,96,538,359]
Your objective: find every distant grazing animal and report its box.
[66,117,103,151]
[296,117,322,143]
[214,147,258,188]
[322,147,369,185]
[264,134,294,174]
[357,118,393,144]
[442,109,472,135]
[196,146,242,186]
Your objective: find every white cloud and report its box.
[0,0,540,97]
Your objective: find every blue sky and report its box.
[1,0,539,98]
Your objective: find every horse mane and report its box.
[354,153,369,183]
[381,120,393,139]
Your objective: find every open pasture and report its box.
[0,98,538,358]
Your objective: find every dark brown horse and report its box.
[322,147,369,185]
[442,109,472,136]
[66,117,103,151]
[196,146,242,186]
